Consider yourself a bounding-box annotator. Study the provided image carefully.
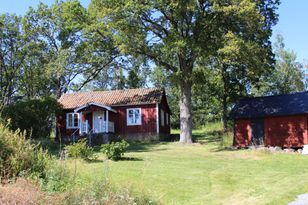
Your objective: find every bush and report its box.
[0,123,49,181]
[65,139,95,160]
[1,97,61,139]
[101,140,129,160]
[41,160,72,193]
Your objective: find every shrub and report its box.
[65,139,95,160]
[0,123,49,181]
[41,160,72,193]
[101,140,129,160]
[1,97,61,139]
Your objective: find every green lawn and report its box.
[62,124,308,205]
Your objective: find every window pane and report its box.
[135,110,140,123]
[74,114,79,127]
[68,114,73,127]
[128,110,134,124]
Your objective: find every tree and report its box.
[304,60,308,90]
[213,31,276,131]
[23,0,117,98]
[0,14,26,110]
[91,0,280,143]
[253,34,304,95]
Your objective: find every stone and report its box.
[302,145,308,155]
[302,145,308,154]
[248,146,256,150]
[284,148,295,153]
[274,146,282,152]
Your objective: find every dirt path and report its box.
[0,178,50,205]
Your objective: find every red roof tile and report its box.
[58,87,164,109]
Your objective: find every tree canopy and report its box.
[90,0,280,142]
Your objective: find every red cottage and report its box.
[57,88,171,141]
[230,91,308,148]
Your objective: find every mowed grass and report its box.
[63,123,308,205]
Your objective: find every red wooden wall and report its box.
[234,114,308,147]
[233,119,252,147]
[264,115,308,147]
[56,110,79,138]
[114,104,157,135]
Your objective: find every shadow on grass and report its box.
[194,130,224,144]
[211,147,238,152]
[126,142,168,153]
[120,157,143,161]
[85,158,105,163]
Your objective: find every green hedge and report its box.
[1,97,61,139]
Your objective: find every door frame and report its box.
[92,111,105,133]
[251,119,264,146]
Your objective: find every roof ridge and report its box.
[61,87,162,96]
[240,91,308,101]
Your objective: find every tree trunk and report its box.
[221,64,228,132]
[179,58,193,143]
[222,93,228,132]
[179,82,193,143]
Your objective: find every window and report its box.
[66,113,79,128]
[161,109,165,126]
[166,113,169,125]
[127,108,142,125]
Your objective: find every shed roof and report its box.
[58,87,164,109]
[230,91,308,119]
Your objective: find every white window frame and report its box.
[127,108,142,126]
[66,112,79,129]
[161,109,165,126]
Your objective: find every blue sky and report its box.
[0,0,307,62]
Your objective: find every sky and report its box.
[0,0,307,62]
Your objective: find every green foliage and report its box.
[0,14,27,108]
[127,68,142,89]
[65,139,95,160]
[0,123,49,181]
[1,97,61,139]
[101,140,129,160]
[41,160,72,193]
[253,34,305,95]
[91,0,280,141]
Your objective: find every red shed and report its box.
[57,88,171,141]
[230,91,308,148]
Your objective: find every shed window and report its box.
[127,108,142,125]
[67,113,79,128]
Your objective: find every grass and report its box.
[54,122,308,205]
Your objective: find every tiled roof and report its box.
[230,91,308,119]
[58,87,164,109]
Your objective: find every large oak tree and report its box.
[90,0,279,143]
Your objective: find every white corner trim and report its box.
[156,103,159,134]
[106,110,109,133]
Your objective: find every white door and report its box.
[93,111,105,133]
